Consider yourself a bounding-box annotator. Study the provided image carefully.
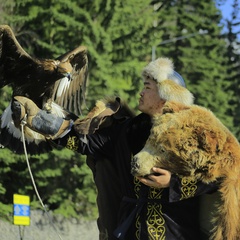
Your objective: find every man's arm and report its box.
[12,96,115,157]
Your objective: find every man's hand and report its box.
[136,167,171,189]
[12,96,72,139]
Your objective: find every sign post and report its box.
[13,194,30,226]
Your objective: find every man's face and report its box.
[138,77,165,116]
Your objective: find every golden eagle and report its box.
[0,25,88,154]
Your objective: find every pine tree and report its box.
[153,0,233,129]
[220,0,240,138]
[76,0,157,110]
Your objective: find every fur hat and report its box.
[142,57,194,105]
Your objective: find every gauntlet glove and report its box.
[12,96,72,139]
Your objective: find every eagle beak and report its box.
[65,72,71,80]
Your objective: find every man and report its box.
[13,57,218,239]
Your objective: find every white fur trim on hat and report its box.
[142,57,186,87]
[158,80,194,106]
[142,58,174,82]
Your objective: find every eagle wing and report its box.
[52,46,88,116]
[0,25,37,87]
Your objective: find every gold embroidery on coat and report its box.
[66,136,79,151]
[134,178,166,239]
[180,177,197,200]
[134,177,141,198]
[147,202,165,240]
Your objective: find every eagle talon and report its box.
[44,105,52,113]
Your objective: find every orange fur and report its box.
[132,101,240,240]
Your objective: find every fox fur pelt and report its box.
[131,101,240,240]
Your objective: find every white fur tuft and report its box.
[142,58,174,83]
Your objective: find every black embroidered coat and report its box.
[55,112,218,240]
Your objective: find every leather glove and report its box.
[12,96,72,139]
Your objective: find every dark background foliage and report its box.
[0,0,239,221]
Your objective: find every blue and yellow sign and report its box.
[13,194,30,226]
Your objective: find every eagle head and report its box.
[57,61,73,80]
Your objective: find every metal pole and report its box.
[18,225,24,240]
[152,30,208,59]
